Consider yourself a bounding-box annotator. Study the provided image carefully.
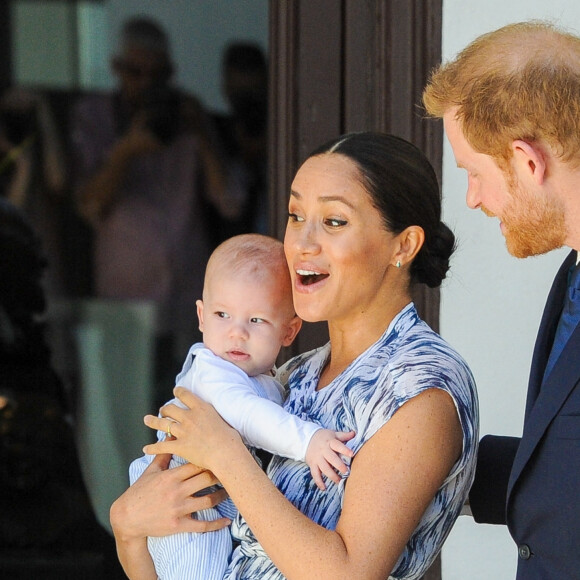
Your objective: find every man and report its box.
[423,20,580,579]
[70,17,242,405]
[208,41,269,244]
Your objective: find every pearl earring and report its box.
[396,261,401,268]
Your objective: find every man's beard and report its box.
[483,180,566,259]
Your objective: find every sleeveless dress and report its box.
[224,303,479,579]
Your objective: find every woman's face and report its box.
[284,153,398,324]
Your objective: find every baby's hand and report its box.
[305,429,355,490]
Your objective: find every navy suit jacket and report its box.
[470,250,580,579]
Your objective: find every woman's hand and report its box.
[110,451,230,542]
[143,387,245,472]
[110,451,230,579]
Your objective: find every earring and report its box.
[396,261,401,268]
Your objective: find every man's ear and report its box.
[512,139,547,185]
[196,299,205,333]
[281,315,302,347]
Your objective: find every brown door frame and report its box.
[269,0,443,349]
[268,2,443,578]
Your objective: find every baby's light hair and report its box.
[206,234,286,277]
[204,234,294,315]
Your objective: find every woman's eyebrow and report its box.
[318,195,355,209]
[289,189,355,209]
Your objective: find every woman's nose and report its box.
[288,221,320,255]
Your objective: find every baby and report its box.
[129,233,354,580]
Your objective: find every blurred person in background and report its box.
[208,41,269,245]
[70,16,244,407]
[0,198,124,579]
[0,87,68,297]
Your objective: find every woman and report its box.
[111,132,478,579]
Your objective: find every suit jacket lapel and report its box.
[508,250,578,500]
[524,252,575,419]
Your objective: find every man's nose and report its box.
[466,179,481,209]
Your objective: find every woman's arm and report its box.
[110,452,230,580]
[5,143,33,207]
[34,93,67,194]
[145,386,462,580]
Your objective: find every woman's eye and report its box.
[288,212,304,223]
[325,217,347,227]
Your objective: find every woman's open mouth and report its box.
[296,269,329,286]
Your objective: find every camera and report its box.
[141,86,182,145]
[0,107,37,145]
[231,93,267,139]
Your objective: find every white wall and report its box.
[439,2,580,578]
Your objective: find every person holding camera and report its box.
[70,17,242,405]
[0,88,68,297]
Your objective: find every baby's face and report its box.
[197,272,300,376]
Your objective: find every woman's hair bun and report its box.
[411,221,456,288]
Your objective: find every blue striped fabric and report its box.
[225,303,479,579]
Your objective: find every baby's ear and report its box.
[196,299,205,332]
[281,315,302,346]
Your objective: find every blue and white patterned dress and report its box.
[224,303,479,580]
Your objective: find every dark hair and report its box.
[115,17,174,84]
[309,132,455,288]
[0,199,46,319]
[223,41,267,73]
[121,17,170,56]
[0,199,65,407]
